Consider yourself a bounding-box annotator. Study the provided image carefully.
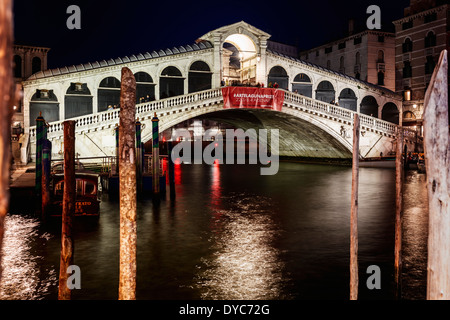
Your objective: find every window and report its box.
[425,31,436,48]
[378,35,385,42]
[425,56,436,74]
[355,52,361,65]
[377,71,385,85]
[31,56,41,74]
[403,89,411,101]
[377,50,384,63]
[353,37,362,45]
[13,55,22,78]
[402,38,413,53]
[424,12,437,23]
[339,56,345,72]
[403,61,412,78]
[402,20,413,30]
[338,42,346,50]
[325,46,333,54]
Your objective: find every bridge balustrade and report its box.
[29,87,402,144]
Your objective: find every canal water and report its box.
[0,162,428,300]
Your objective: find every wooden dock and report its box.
[9,166,37,214]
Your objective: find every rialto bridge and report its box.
[21,21,416,163]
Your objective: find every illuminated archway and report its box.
[222,33,258,85]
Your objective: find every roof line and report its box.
[26,41,213,81]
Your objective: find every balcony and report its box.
[377,63,385,72]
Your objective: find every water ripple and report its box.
[0,215,57,300]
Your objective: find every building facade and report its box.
[393,0,450,129]
[299,30,396,92]
[12,45,50,128]
[12,45,50,163]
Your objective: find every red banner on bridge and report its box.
[222,87,284,111]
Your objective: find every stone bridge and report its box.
[27,87,417,162]
[21,21,419,162]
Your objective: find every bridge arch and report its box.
[382,102,399,124]
[134,71,155,103]
[291,73,312,97]
[188,60,212,93]
[403,110,416,120]
[97,76,121,112]
[315,80,335,103]
[338,88,357,111]
[268,66,289,89]
[142,106,353,159]
[160,66,184,99]
[360,95,379,117]
[30,89,59,124]
[65,82,93,119]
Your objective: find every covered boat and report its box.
[49,170,101,217]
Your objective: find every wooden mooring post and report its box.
[168,141,176,199]
[35,113,45,210]
[42,139,52,220]
[136,119,142,194]
[394,127,403,299]
[152,113,160,195]
[118,67,137,300]
[58,120,76,300]
[423,50,450,300]
[0,0,14,283]
[350,113,360,300]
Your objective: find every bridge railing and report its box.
[282,90,398,135]
[30,87,401,142]
[29,88,223,139]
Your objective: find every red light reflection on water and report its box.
[210,161,222,211]
[174,162,182,185]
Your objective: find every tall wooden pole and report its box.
[168,141,175,199]
[42,139,52,220]
[136,119,142,194]
[35,114,45,210]
[423,50,450,300]
[58,120,76,300]
[0,0,14,283]
[394,127,403,299]
[350,113,360,300]
[118,67,137,300]
[152,113,160,195]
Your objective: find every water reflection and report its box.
[196,194,288,300]
[402,170,428,300]
[0,215,57,300]
[210,162,222,209]
[1,162,429,300]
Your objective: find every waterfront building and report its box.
[12,45,50,163]
[299,22,396,92]
[393,0,450,130]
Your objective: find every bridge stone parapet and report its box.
[28,87,417,162]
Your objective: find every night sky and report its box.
[13,0,410,70]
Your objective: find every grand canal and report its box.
[0,161,428,300]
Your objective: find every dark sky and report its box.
[13,0,411,69]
